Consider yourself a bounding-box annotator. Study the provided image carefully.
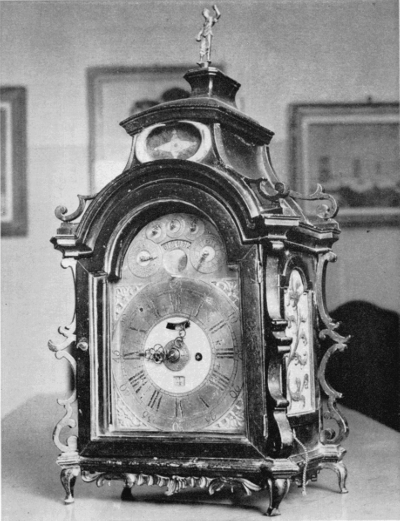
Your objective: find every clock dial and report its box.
[128,241,162,278]
[190,234,226,274]
[166,214,186,238]
[145,220,166,243]
[112,278,243,432]
[185,215,205,239]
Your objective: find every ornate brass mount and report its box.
[48,259,78,454]
[55,194,95,222]
[82,470,261,497]
[316,251,350,444]
[248,179,339,220]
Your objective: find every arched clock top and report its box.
[104,199,248,281]
[52,160,281,269]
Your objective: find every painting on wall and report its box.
[88,66,194,194]
[289,102,400,225]
[1,87,27,236]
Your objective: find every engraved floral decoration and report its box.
[114,285,144,321]
[212,279,239,305]
[284,270,313,415]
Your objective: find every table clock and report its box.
[49,7,349,515]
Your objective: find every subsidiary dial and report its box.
[190,234,226,274]
[128,241,162,278]
[145,220,166,243]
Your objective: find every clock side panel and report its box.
[239,244,267,453]
[282,254,322,453]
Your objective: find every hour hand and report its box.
[145,344,165,364]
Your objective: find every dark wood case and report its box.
[50,67,349,515]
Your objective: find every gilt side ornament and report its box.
[196,5,221,67]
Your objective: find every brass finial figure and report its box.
[196,5,221,68]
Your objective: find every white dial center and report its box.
[144,316,212,395]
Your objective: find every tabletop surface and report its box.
[2,394,400,521]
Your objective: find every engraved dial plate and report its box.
[112,278,243,432]
[110,213,244,434]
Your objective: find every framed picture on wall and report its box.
[1,87,27,236]
[289,102,400,225]
[88,66,195,194]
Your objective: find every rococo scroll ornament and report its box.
[48,258,78,455]
[248,179,339,220]
[81,471,261,497]
[316,251,350,444]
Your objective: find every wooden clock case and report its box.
[50,67,349,516]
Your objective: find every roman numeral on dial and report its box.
[175,398,184,418]
[148,389,163,410]
[129,325,147,334]
[128,370,147,393]
[123,351,141,360]
[209,319,227,334]
[209,369,230,392]
[198,396,210,408]
[216,347,234,359]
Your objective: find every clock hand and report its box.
[196,251,209,268]
[145,344,165,364]
[139,254,158,262]
[145,321,190,365]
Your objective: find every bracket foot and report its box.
[265,478,291,516]
[60,466,80,504]
[121,485,135,501]
[321,460,348,493]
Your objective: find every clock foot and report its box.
[60,466,80,504]
[121,485,135,501]
[264,478,291,516]
[320,460,348,494]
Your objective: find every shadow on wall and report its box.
[326,300,400,432]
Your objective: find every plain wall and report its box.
[1,0,399,417]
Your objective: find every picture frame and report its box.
[1,87,27,236]
[289,102,399,225]
[88,66,195,194]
